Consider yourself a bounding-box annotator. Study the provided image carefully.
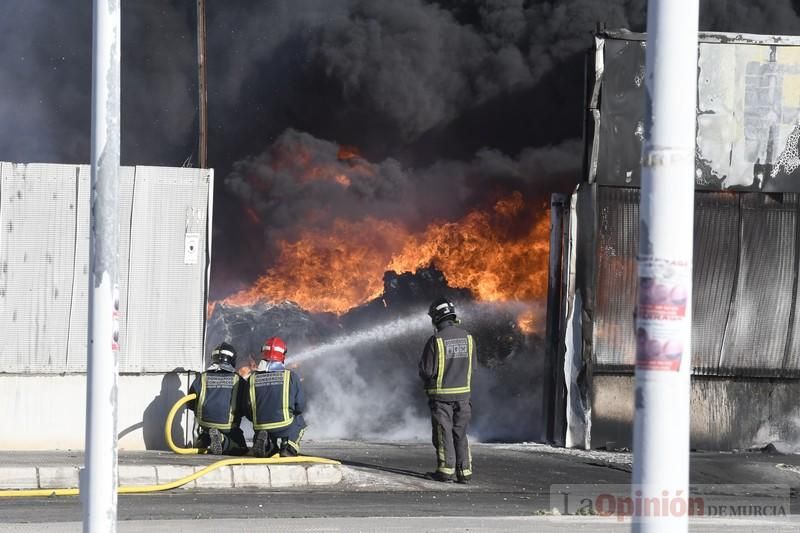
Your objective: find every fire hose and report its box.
[0,393,339,498]
[165,392,203,454]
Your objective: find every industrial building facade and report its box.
[546,31,800,450]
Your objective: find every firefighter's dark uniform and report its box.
[188,366,247,455]
[244,364,307,456]
[419,319,475,481]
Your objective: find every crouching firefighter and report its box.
[188,342,248,455]
[419,297,476,484]
[245,336,307,458]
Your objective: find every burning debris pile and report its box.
[210,266,531,367]
[206,301,337,369]
[207,267,544,441]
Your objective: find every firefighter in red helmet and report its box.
[419,297,476,483]
[244,336,307,457]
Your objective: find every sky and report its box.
[4,0,800,296]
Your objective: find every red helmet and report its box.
[261,336,287,363]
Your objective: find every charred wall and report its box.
[595,30,800,192]
[592,374,800,451]
[587,188,800,449]
[554,31,800,450]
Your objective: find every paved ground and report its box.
[0,441,798,530]
[1,516,799,533]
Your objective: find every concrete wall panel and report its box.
[592,374,800,450]
[0,162,211,374]
[0,373,193,451]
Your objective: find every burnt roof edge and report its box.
[596,28,800,46]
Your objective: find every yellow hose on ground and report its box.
[165,392,203,454]
[0,395,340,498]
[0,456,340,498]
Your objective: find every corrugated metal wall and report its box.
[593,186,800,377]
[0,162,212,373]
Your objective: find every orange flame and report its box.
[222,218,410,314]
[334,174,352,187]
[388,192,549,303]
[516,308,538,335]
[219,192,550,315]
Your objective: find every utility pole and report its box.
[633,1,698,532]
[197,0,208,168]
[83,0,120,531]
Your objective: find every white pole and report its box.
[83,0,120,531]
[632,1,698,532]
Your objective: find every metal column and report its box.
[83,0,121,531]
[632,1,699,531]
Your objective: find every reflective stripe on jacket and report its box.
[420,322,475,401]
[248,369,305,431]
[193,371,241,430]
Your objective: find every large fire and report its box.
[220,191,550,315]
[221,217,409,313]
[387,192,548,303]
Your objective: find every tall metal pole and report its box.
[632,1,698,531]
[84,0,120,531]
[197,0,208,168]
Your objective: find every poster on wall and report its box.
[635,257,690,372]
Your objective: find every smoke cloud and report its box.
[303,349,430,442]
[301,335,545,443]
[5,1,800,171]
[0,0,197,166]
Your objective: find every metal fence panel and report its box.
[719,194,797,375]
[783,198,800,371]
[66,165,91,368]
[0,163,87,372]
[117,166,136,370]
[122,166,209,373]
[594,187,638,369]
[691,193,739,373]
[593,187,800,377]
[0,162,210,374]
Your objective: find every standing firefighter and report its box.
[188,342,248,455]
[419,297,475,483]
[245,336,307,458]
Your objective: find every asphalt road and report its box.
[1,441,798,527]
[2,516,799,533]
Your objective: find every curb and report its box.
[0,463,343,491]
